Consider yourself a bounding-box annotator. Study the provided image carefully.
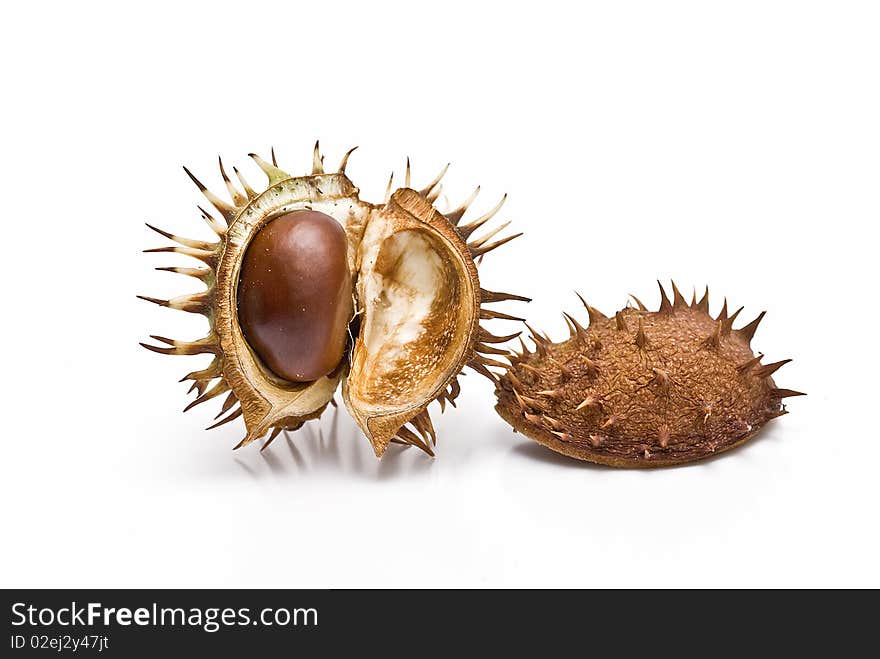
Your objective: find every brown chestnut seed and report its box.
[237,210,352,383]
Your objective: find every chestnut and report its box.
[237,210,352,383]
[141,145,524,454]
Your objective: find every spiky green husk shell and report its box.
[495,283,803,468]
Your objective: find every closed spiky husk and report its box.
[495,282,803,467]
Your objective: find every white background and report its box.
[1,1,877,588]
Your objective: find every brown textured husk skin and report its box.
[495,302,794,468]
[495,401,774,468]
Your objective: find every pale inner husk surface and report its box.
[348,220,468,408]
[342,190,480,454]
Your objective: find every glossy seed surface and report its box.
[238,210,352,382]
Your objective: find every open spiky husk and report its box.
[141,144,527,455]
